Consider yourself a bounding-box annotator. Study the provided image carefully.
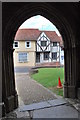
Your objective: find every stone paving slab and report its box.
[19,98,67,112]
[33,104,79,118]
[47,98,67,106]
[19,101,52,112]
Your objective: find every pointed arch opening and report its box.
[13,14,65,106]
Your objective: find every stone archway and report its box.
[2,2,79,115]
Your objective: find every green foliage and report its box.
[31,67,64,96]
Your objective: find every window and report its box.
[53,42,57,46]
[52,52,57,60]
[61,56,64,60]
[13,41,19,48]
[18,53,28,62]
[25,41,31,48]
[44,52,49,60]
[61,47,63,51]
[41,41,47,46]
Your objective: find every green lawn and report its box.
[31,67,64,96]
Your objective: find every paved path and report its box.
[14,67,31,73]
[15,73,58,106]
[2,73,80,119]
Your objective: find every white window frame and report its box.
[13,41,19,48]
[25,41,31,48]
[18,52,28,63]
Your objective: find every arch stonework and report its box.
[2,2,80,115]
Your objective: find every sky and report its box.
[19,15,61,36]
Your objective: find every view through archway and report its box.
[2,3,79,118]
[13,15,64,107]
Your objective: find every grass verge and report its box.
[31,67,64,96]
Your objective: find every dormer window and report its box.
[41,41,47,46]
[53,42,57,46]
[25,41,31,48]
[13,41,19,48]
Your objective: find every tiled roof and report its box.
[43,31,61,42]
[15,29,41,41]
[14,28,62,43]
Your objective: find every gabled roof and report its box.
[14,28,63,43]
[42,31,61,42]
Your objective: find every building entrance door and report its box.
[36,53,40,63]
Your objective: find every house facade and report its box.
[13,29,64,67]
[36,32,61,64]
[13,40,36,67]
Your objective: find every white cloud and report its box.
[19,15,61,36]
